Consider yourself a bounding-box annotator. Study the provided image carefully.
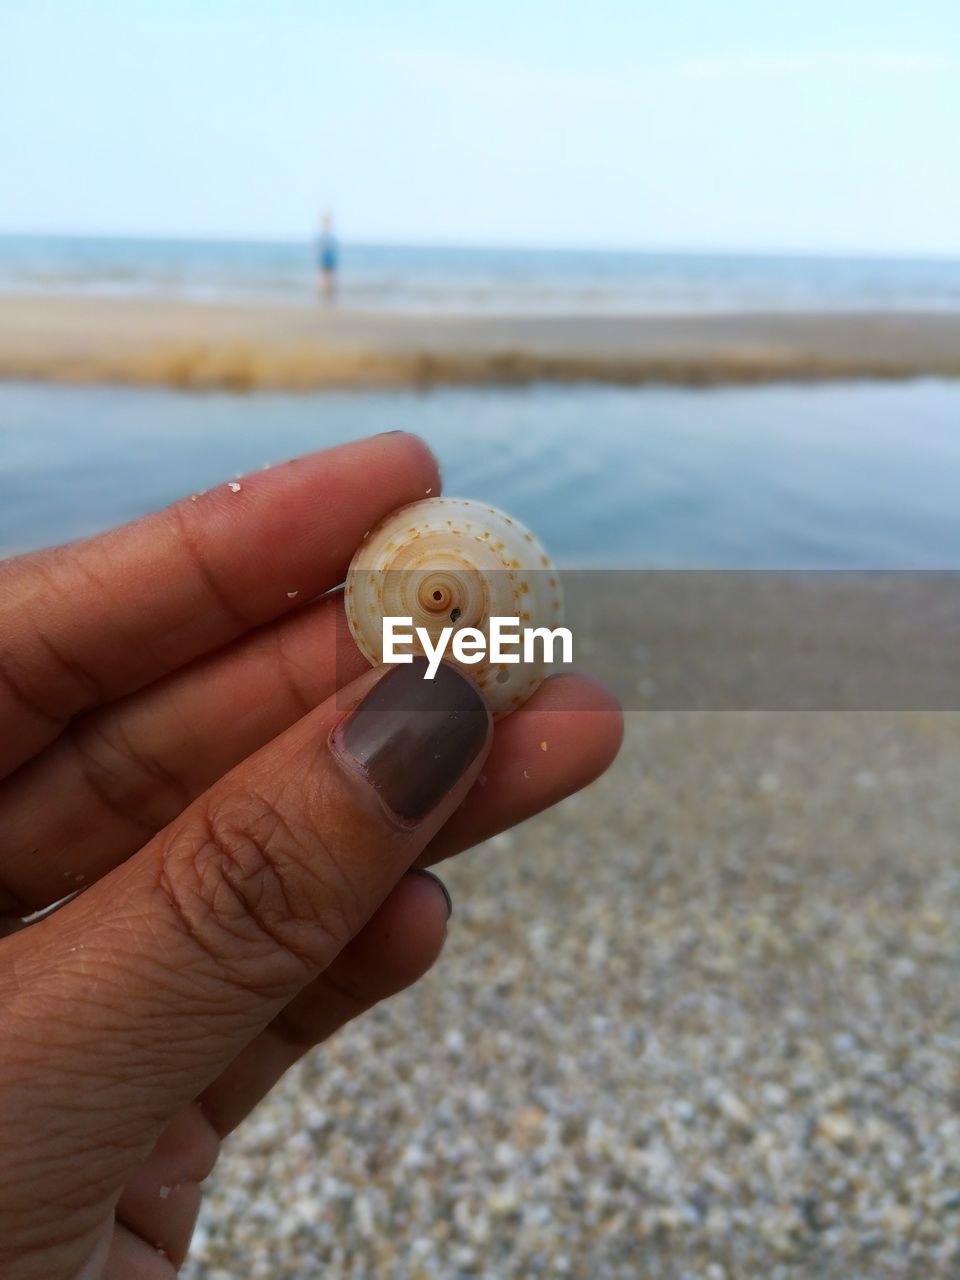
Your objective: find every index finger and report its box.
[0,432,438,776]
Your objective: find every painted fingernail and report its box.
[330,658,489,823]
[412,868,453,919]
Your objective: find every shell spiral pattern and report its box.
[345,498,563,718]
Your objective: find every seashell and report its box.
[345,497,563,718]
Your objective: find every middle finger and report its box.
[0,593,620,913]
[0,593,360,912]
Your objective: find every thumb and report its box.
[0,659,489,1263]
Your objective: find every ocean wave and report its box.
[2,236,960,316]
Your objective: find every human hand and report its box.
[0,433,621,1278]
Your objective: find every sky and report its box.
[1,0,959,256]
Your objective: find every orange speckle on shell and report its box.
[344,495,559,720]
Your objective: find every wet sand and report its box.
[2,293,960,390]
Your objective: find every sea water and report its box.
[2,379,959,568]
[2,235,960,315]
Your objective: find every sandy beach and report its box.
[169,575,960,1278]
[2,294,960,390]
[184,704,960,1278]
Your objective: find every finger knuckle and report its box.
[158,788,356,988]
[69,716,190,838]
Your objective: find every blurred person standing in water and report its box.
[316,212,338,302]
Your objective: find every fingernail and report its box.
[330,658,489,823]
[412,868,453,919]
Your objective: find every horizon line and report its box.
[1,229,959,266]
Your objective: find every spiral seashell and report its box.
[345,497,563,718]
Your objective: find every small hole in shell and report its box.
[450,607,462,622]
[495,670,510,685]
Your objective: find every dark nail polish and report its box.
[412,868,453,919]
[331,658,488,823]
